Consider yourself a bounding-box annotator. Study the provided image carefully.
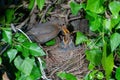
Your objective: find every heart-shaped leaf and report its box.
[29,43,46,56]
[109,1,120,18]
[2,28,12,44]
[110,33,120,52]
[75,31,87,45]
[7,49,18,62]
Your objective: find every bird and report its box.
[26,20,64,44]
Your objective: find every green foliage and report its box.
[87,38,103,49]
[110,33,120,52]
[12,32,46,79]
[36,0,45,10]
[12,37,45,79]
[5,9,15,24]
[29,43,46,56]
[15,64,41,80]
[69,0,120,79]
[84,70,104,80]
[102,53,114,80]
[7,49,18,62]
[45,39,56,46]
[14,56,35,76]
[69,1,85,15]
[115,67,120,80]
[75,31,87,45]
[2,28,12,44]
[116,22,120,29]
[86,11,103,31]
[85,49,102,66]
[103,18,112,32]
[15,33,28,43]
[0,5,46,79]
[28,0,35,10]
[57,71,77,80]
[86,0,104,14]
[29,65,42,80]
[109,1,120,19]
[28,0,45,11]
[103,16,120,32]
[97,72,104,79]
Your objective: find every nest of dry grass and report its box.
[45,43,88,80]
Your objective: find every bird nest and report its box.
[45,43,89,80]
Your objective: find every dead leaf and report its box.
[2,72,10,80]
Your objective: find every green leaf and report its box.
[84,73,91,80]
[15,45,23,52]
[57,71,77,80]
[86,11,102,31]
[5,8,14,23]
[103,18,112,32]
[14,56,23,71]
[75,31,87,45]
[86,0,104,13]
[103,17,120,32]
[17,75,26,80]
[28,0,35,10]
[109,1,120,19]
[20,57,35,76]
[88,63,95,70]
[14,56,35,76]
[115,67,120,80]
[36,0,45,10]
[102,53,114,80]
[2,28,12,44]
[110,33,120,52]
[89,70,98,79]
[7,49,18,62]
[22,42,31,57]
[29,65,42,79]
[115,22,120,30]
[97,72,104,79]
[87,38,103,49]
[26,76,33,80]
[0,57,2,65]
[18,42,46,57]
[85,48,102,66]
[45,39,56,46]
[17,33,28,42]
[29,43,46,56]
[110,16,120,30]
[69,1,85,15]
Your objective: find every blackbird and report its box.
[26,21,63,43]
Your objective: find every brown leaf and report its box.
[2,72,10,80]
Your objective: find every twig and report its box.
[11,24,32,42]
[11,24,17,32]
[40,0,58,23]
[37,57,52,80]
[16,28,32,43]
[65,10,70,25]
[114,65,118,69]
[0,44,9,55]
[68,16,82,22]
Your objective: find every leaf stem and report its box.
[37,57,51,80]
